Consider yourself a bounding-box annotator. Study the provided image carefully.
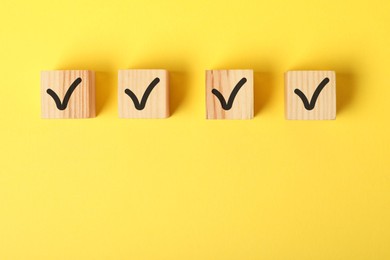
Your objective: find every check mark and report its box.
[212,77,247,110]
[124,77,160,110]
[46,77,82,110]
[294,77,330,110]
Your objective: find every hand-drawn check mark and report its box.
[212,77,247,110]
[294,77,330,110]
[124,77,160,110]
[46,77,82,110]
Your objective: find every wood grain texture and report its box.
[118,70,169,119]
[285,71,336,120]
[41,70,95,119]
[206,70,253,119]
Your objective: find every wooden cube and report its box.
[206,70,253,119]
[118,70,169,118]
[41,70,95,119]
[285,71,336,120]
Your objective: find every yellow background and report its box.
[1,0,389,259]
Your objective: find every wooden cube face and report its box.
[41,70,95,119]
[285,71,336,120]
[206,70,253,119]
[41,70,95,118]
[118,70,169,119]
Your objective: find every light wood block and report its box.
[118,70,169,119]
[206,70,253,119]
[41,70,95,119]
[285,71,336,120]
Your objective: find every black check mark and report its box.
[294,77,330,110]
[46,77,82,110]
[124,77,160,110]
[212,77,247,110]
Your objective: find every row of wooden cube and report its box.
[41,70,336,120]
